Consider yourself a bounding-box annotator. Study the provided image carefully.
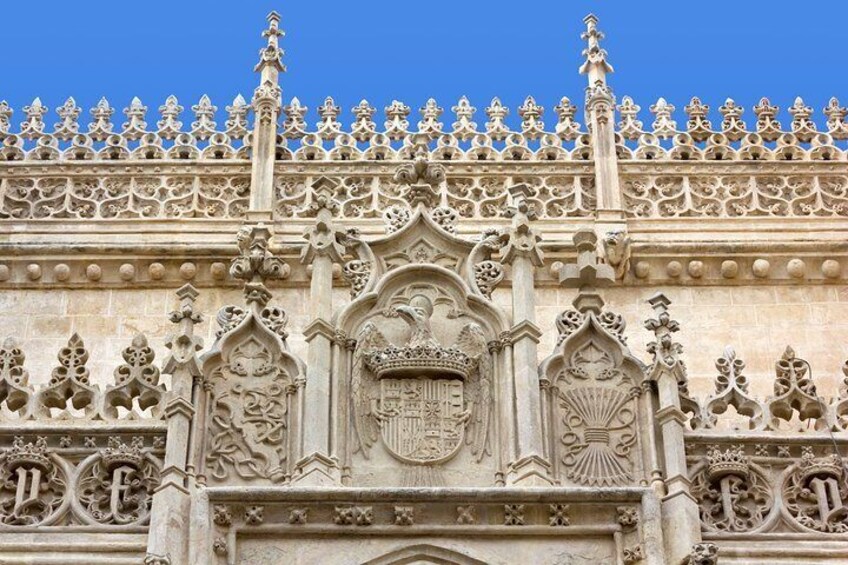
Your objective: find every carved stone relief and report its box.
[350,288,494,484]
[541,310,646,487]
[690,445,773,532]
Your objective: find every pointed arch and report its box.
[362,544,488,565]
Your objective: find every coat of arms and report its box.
[352,294,492,467]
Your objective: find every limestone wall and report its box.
[10,283,847,402]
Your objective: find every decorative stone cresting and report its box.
[0,9,844,565]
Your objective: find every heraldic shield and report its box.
[379,377,466,464]
[352,293,494,469]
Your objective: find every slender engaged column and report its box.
[294,178,345,485]
[645,293,702,563]
[501,184,553,486]
[145,285,203,565]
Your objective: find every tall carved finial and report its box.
[644,292,692,403]
[644,293,684,373]
[559,228,615,314]
[579,14,613,86]
[230,224,290,307]
[249,12,285,214]
[255,11,286,73]
[164,284,204,377]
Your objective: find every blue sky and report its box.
[1,1,845,128]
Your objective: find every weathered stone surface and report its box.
[0,10,845,565]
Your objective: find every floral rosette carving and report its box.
[76,437,160,525]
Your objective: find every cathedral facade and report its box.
[0,11,845,564]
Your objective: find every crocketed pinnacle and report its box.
[254,10,286,73]
[579,14,613,85]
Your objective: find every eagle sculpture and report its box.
[351,294,493,464]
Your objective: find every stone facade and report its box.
[0,10,845,565]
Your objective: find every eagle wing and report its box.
[454,322,493,463]
[351,321,390,458]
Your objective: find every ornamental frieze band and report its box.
[0,9,844,565]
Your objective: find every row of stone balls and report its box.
[629,258,842,280]
[0,261,231,282]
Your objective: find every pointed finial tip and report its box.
[267,10,281,23]
[584,13,598,24]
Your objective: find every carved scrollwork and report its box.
[342,259,372,298]
[555,310,626,346]
[473,260,504,300]
[216,305,288,341]
[0,437,66,525]
[76,437,160,525]
[783,449,848,533]
[383,205,411,234]
[429,206,458,234]
[691,446,772,532]
[216,305,247,338]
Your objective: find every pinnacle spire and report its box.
[254,10,286,73]
[579,13,613,86]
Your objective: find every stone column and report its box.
[644,293,702,564]
[248,11,285,217]
[501,183,553,485]
[579,14,624,224]
[145,284,203,565]
[294,177,345,485]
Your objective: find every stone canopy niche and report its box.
[336,207,509,487]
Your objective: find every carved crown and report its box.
[706,446,749,481]
[102,437,145,471]
[6,436,51,472]
[798,452,843,483]
[365,344,475,380]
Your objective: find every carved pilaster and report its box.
[644,292,702,564]
[501,184,552,486]
[146,284,203,565]
[294,178,345,485]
